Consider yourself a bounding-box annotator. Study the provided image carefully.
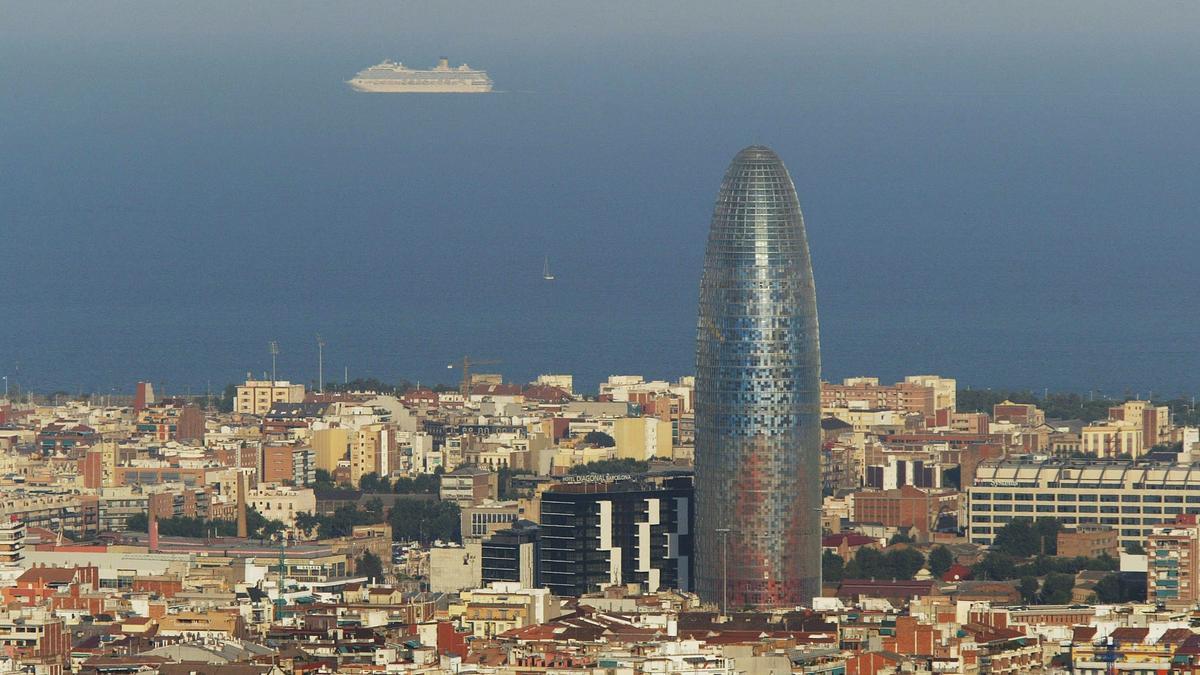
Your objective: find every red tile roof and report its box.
[823,533,876,548]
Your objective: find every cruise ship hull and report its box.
[347,79,492,93]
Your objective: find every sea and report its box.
[2,3,1199,397]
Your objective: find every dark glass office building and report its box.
[695,145,822,609]
[481,519,541,588]
[538,475,694,597]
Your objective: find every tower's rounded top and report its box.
[733,145,781,163]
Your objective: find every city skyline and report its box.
[2,3,1200,671]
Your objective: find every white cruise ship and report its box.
[348,57,493,93]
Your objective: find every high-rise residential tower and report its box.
[695,145,821,609]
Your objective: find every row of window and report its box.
[974,492,1198,503]
[976,504,1190,514]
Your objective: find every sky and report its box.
[2,2,1199,397]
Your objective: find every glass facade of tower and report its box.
[694,146,821,609]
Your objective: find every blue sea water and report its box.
[2,3,1199,397]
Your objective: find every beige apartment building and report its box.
[235,379,306,415]
[613,417,673,461]
[1081,421,1145,458]
[1081,401,1173,459]
[903,375,958,412]
[350,423,395,486]
[535,374,574,395]
[311,428,350,473]
[246,485,316,528]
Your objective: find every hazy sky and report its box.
[2,2,1199,395]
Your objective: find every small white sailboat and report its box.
[543,256,556,281]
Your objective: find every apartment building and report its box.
[234,379,306,416]
[1147,514,1200,607]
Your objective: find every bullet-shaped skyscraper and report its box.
[695,145,821,609]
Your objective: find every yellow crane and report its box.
[447,356,501,397]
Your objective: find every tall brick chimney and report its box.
[149,512,159,551]
[236,471,249,539]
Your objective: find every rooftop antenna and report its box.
[269,341,280,383]
[316,335,326,393]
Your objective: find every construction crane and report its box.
[447,356,501,397]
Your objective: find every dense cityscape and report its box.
[2,145,1200,675]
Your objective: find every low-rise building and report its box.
[1057,524,1119,559]
[440,466,497,507]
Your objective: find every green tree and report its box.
[822,551,845,582]
[360,473,391,493]
[392,473,440,494]
[992,519,1061,557]
[218,383,238,413]
[296,511,320,536]
[1125,541,1145,555]
[1094,574,1122,603]
[583,431,616,448]
[1034,519,1062,555]
[387,500,461,544]
[992,520,1038,557]
[313,469,335,490]
[889,532,914,545]
[1018,576,1040,604]
[973,552,1017,580]
[1040,572,1076,604]
[928,545,954,577]
[357,551,384,582]
[844,547,886,579]
[883,548,926,580]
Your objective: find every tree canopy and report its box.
[823,551,845,582]
[295,504,383,540]
[387,500,461,544]
[991,519,1061,557]
[842,546,925,581]
[928,545,954,577]
[126,507,285,541]
[357,551,384,582]
[567,458,648,475]
[583,431,616,448]
[957,388,1200,427]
